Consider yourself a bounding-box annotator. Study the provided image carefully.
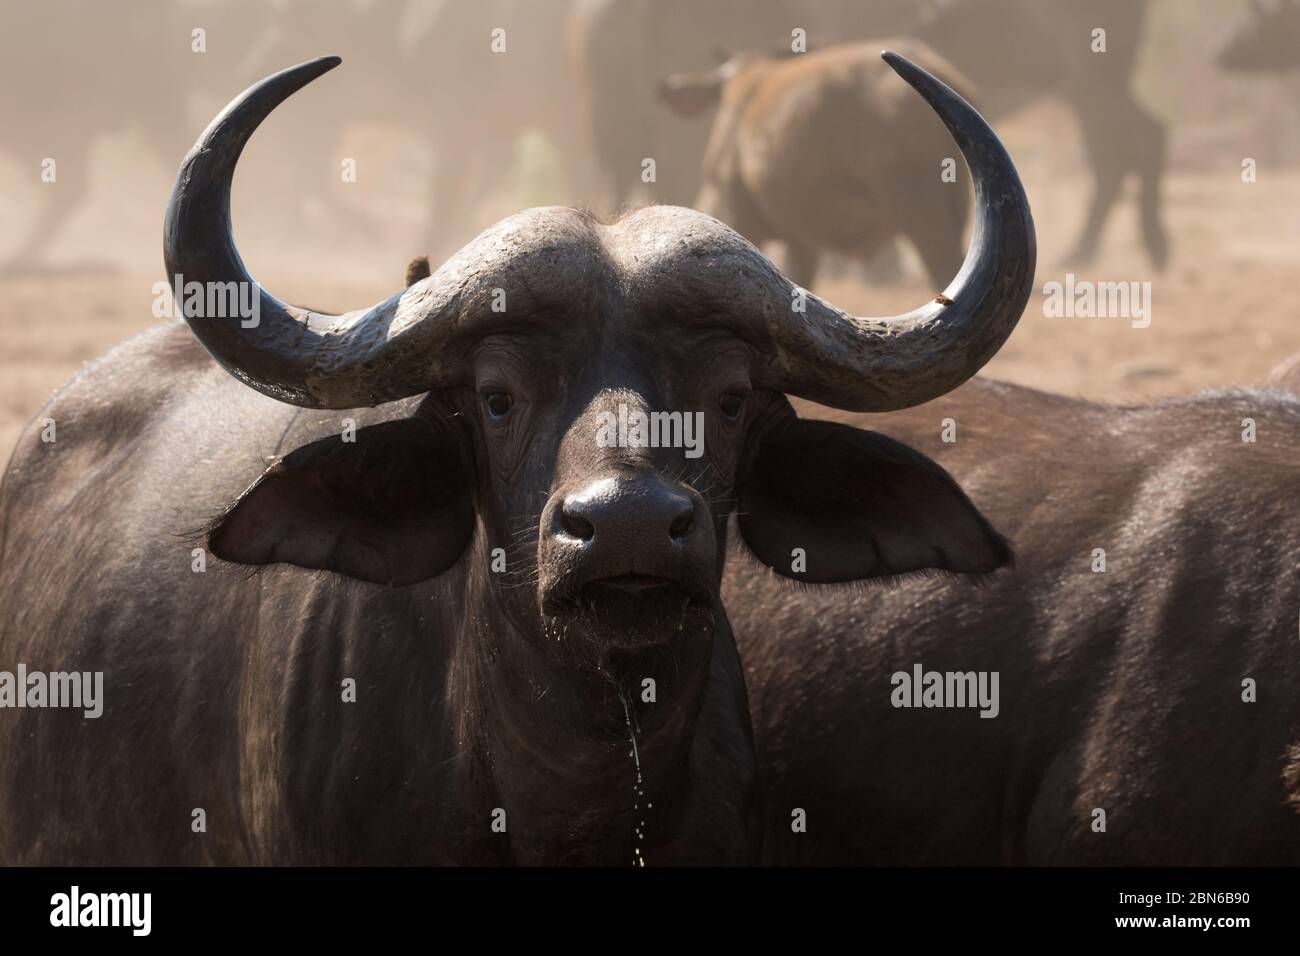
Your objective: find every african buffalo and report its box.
[1218,0,1300,72]
[571,0,798,212]
[0,53,1033,864]
[732,378,1300,865]
[0,1,195,271]
[227,0,588,263]
[658,40,971,290]
[778,0,1170,270]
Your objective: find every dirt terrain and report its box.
[3,156,1297,462]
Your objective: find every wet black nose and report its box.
[539,472,717,609]
[559,476,695,545]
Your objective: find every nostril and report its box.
[559,503,596,542]
[669,506,695,541]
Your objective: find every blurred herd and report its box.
[1,0,1296,277]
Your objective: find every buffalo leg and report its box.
[1064,123,1125,268]
[857,242,906,285]
[1135,109,1169,269]
[906,227,966,291]
[782,242,820,291]
[1066,93,1169,269]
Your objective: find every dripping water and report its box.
[619,690,652,867]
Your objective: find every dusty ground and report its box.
[3,154,1298,463]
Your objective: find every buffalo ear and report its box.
[657,70,724,116]
[405,255,431,287]
[739,416,1011,583]
[209,418,473,585]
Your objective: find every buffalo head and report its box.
[166,53,1033,679]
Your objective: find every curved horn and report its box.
[164,57,464,409]
[759,50,1036,412]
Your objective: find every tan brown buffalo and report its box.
[570,0,798,212]
[1218,0,1300,71]
[806,0,1170,270]
[658,40,972,290]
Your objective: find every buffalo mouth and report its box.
[541,573,717,649]
[582,573,680,597]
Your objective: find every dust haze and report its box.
[1,0,1298,458]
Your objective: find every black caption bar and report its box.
[0,867,1292,941]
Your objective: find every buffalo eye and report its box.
[718,391,746,419]
[484,391,513,420]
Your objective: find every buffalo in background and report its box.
[1,0,1179,274]
[786,0,1170,269]
[658,39,972,289]
[1218,0,1300,72]
[0,0,586,271]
